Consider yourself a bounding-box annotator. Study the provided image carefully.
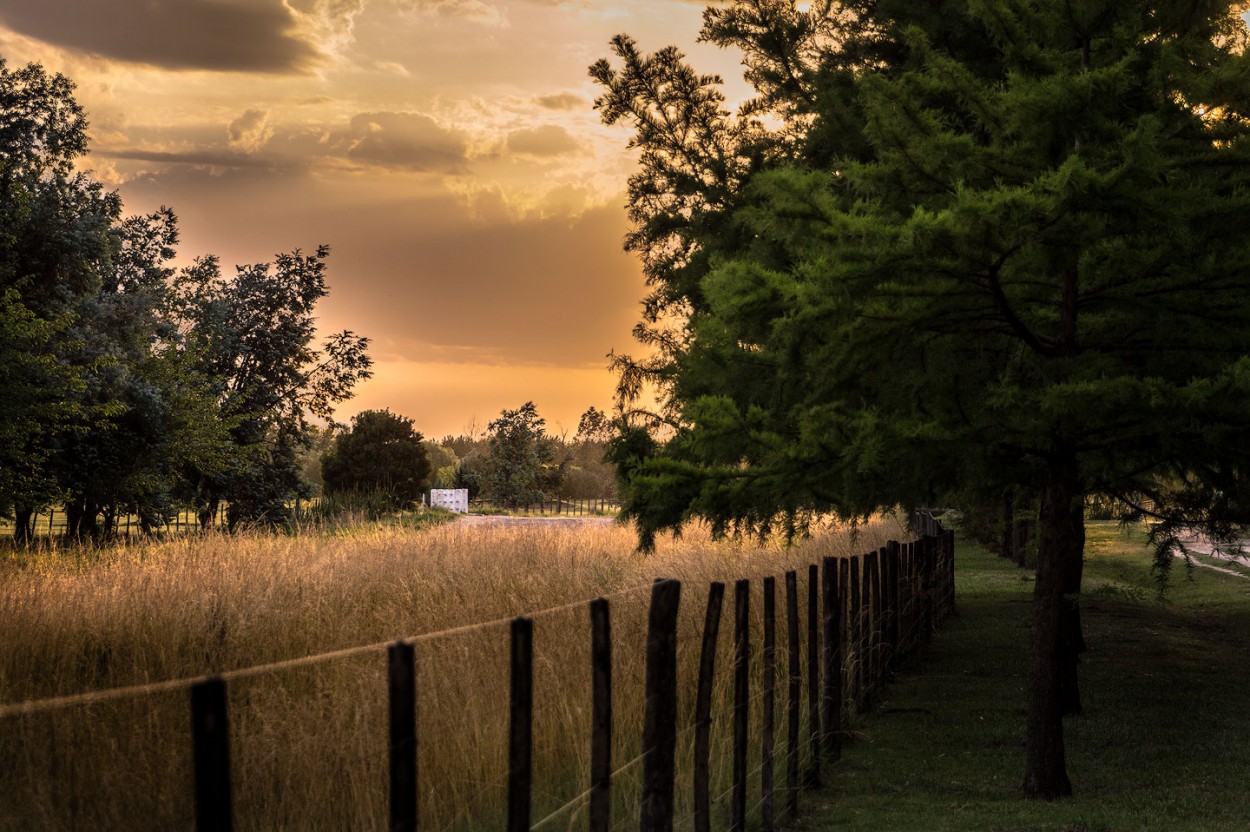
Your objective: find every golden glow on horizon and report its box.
[0,0,746,434]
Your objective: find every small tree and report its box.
[321,410,431,511]
[483,402,562,507]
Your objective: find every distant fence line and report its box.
[0,503,230,541]
[0,516,956,831]
[0,497,624,542]
[468,498,621,517]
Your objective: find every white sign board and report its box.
[430,488,469,514]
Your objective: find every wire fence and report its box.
[0,521,956,831]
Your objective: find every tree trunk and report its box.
[1001,490,1016,561]
[1058,499,1087,717]
[1014,513,1032,568]
[1022,459,1077,799]
[13,507,33,544]
[199,497,220,530]
[64,499,85,542]
[100,504,117,540]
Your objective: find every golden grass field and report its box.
[0,513,908,831]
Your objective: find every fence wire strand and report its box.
[528,746,652,831]
[0,581,656,719]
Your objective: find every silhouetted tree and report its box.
[321,410,431,511]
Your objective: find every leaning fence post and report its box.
[693,583,725,832]
[762,576,777,832]
[921,537,935,645]
[191,676,233,832]
[640,579,681,832]
[885,542,900,670]
[861,553,873,703]
[867,550,882,700]
[849,556,862,710]
[784,571,800,819]
[590,599,612,832]
[820,557,841,761]
[389,640,417,832]
[947,529,957,616]
[732,579,750,832]
[805,565,820,787]
[838,558,850,726]
[508,617,533,832]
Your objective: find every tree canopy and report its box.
[0,59,372,538]
[482,402,563,507]
[321,409,431,511]
[596,0,1250,799]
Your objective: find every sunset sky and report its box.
[0,0,749,439]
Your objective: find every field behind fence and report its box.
[0,498,623,542]
[0,515,953,831]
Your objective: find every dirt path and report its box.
[1175,535,1250,579]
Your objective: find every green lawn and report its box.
[806,522,1250,832]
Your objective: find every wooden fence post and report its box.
[848,556,861,711]
[921,537,935,645]
[693,583,725,832]
[866,550,881,702]
[762,576,776,832]
[732,579,750,832]
[508,617,533,832]
[901,542,912,654]
[784,571,800,820]
[838,558,850,727]
[885,542,900,671]
[191,676,233,832]
[861,553,873,702]
[946,529,957,617]
[820,557,841,761]
[590,599,612,832]
[389,640,417,832]
[805,565,820,787]
[640,579,681,832]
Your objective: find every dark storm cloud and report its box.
[344,112,469,173]
[0,0,319,73]
[97,110,469,175]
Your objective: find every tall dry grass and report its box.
[0,514,908,831]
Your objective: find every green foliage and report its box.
[596,0,1250,534]
[422,442,458,489]
[173,246,372,528]
[482,402,563,506]
[596,0,1250,797]
[0,59,117,533]
[0,59,371,540]
[321,410,431,511]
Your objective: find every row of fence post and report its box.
[187,528,955,831]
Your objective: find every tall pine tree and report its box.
[597,0,1250,798]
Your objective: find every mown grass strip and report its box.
[807,522,1250,832]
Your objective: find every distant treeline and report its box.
[314,404,619,515]
[0,60,619,545]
